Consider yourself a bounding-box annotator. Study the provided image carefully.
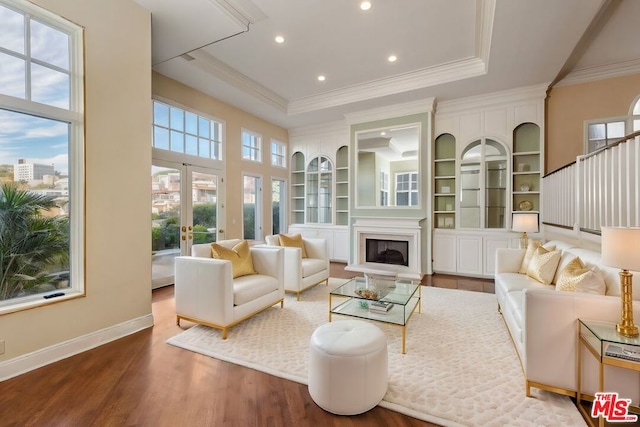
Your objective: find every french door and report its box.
[151,160,225,288]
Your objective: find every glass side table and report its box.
[577,319,640,427]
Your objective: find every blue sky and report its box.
[0,109,69,175]
[0,3,71,175]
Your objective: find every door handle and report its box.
[181,226,186,232]
[218,229,225,234]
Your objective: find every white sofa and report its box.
[264,235,330,300]
[495,240,640,401]
[174,240,284,339]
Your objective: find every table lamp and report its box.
[512,212,539,249]
[601,226,640,337]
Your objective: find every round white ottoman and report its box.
[308,320,388,415]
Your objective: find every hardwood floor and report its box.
[0,264,493,427]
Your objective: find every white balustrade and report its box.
[542,136,640,232]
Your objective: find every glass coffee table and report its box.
[329,276,421,354]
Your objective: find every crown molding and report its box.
[288,120,348,139]
[555,58,640,87]
[182,0,495,117]
[288,57,486,116]
[187,50,288,112]
[344,98,436,125]
[476,0,496,63]
[436,83,549,115]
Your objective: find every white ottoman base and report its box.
[308,320,388,415]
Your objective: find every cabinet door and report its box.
[456,236,482,275]
[483,237,510,275]
[433,234,456,272]
[332,229,349,262]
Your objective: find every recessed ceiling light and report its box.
[317,75,326,82]
[275,35,285,44]
[380,131,386,136]
[360,1,372,11]
[388,55,397,63]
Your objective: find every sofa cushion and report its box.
[211,240,257,278]
[279,233,308,258]
[301,257,326,278]
[526,247,561,285]
[495,272,551,294]
[552,251,576,285]
[556,257,606,295]
[233,274,279,306]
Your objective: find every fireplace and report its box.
[366,239,409,266]
[352,217,424,276]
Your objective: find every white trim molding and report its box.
[344,99,436,125]
[0,314,154,382]
[556,58,640,87]
[351,217,423,276]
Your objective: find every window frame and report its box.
[152,99,224,162]
[270,139,286,168]
[0,0,85,314]
[242,129,262,163]
[584,116,628,154]
[395,171,418,207]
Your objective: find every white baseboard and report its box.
[0,313,154,382]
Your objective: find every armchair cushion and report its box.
[302,258,327,277]
[278,233,308,258]
[211,240,256,278]
[233,274,280,306]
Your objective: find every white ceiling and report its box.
[135,0,640,129]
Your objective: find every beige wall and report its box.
[0,0,152,362]
[152,73,289,238]
[546,73,640,173]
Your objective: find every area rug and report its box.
[167,278,586,427]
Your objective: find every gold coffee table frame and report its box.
[329,276,421,354]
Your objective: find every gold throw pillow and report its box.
[526,246,561,285]
[210,240,256,278]
[519,240,542,274]
[556,257,606,295]
[278,233,308,258]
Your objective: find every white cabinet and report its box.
[433,229,514,278]
[457,235,483,275]
[288,224,349,262]
[484,237,511,275]
[432,233,456,272]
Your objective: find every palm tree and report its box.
[0,183,69,301]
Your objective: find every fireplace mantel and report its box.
[351,217,424,276]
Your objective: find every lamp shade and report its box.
[601,227,640,271]
[512,212,539,233]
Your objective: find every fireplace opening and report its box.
[365,239,409,266]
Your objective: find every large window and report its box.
[153,100,223,160]
[395,172,418,206]
[243,174,262,240]
[586,119,626,153]
[272,179,286,235]
[242,130,262,162]
[271,139,286,168]
[0,0,84,310]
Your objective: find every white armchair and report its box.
[264,235,330,300]
[174,239,284,339]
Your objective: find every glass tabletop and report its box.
[331,276,419,307]
[580,319,640,348]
